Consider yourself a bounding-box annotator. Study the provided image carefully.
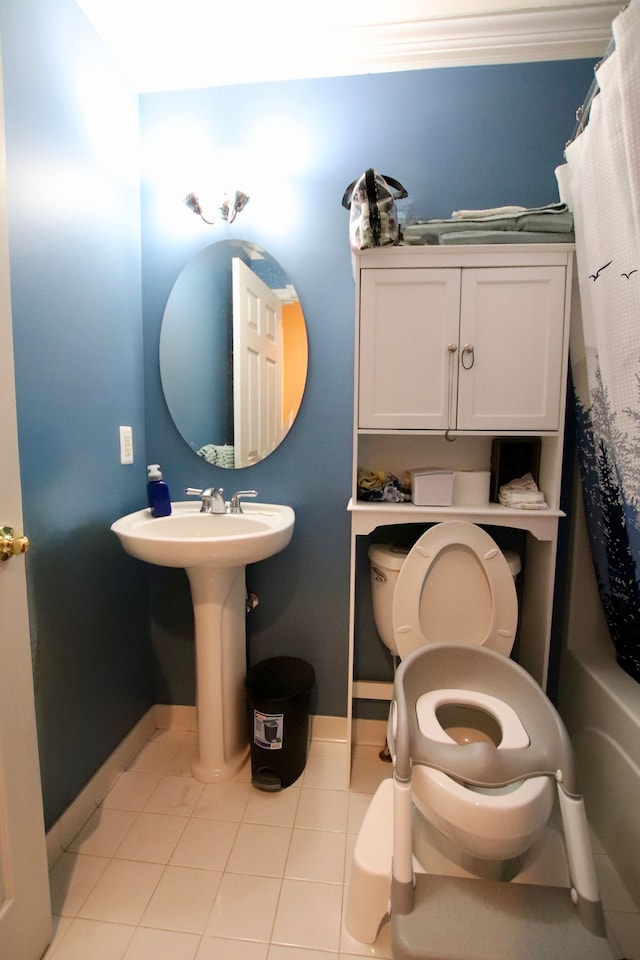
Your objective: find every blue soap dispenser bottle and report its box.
[147,464,172,517]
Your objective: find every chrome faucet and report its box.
[228,490,258,514]
[185,486,226,514]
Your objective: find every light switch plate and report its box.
[119,426,134,464]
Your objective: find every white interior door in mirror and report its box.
[232,257,283,467]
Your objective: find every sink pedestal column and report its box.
[186,565,250,782]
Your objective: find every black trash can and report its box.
[245,656,315,791]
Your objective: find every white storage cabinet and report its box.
[359,264,566,433]
[346,244,574,781]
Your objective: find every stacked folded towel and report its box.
[499,473,548,510]
[197,443,235,468]
[404,202,574,246]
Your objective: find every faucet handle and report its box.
[229,490,258,513]
[185,487,205,496]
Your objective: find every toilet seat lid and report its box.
[392,522,517,660]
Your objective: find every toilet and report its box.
[368,522,553,863]
[346,521,603,949]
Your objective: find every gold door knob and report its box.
[0,525,30,561]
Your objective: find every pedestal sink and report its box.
[111,501,295,782]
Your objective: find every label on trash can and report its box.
[253,710,283,749]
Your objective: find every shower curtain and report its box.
[557,0,640,683]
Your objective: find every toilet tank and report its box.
[368,544,409,655]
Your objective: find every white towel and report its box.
[499,472,548,509]
[452,205,527,220]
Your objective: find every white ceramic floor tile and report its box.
[77,859,164,925]
[122,926,200,960]
[100,772,162,812]
[149,728,190,745]
[204,872,282,941]
[295,788,348,832]
[170,817,239,871]
[347,792,374,835]
[42,730,640,960]
[271,879,343,952]
[140,864,222,933]
[127,739,183,773]
[48,918,135,960]
[42,916,73,958]
[66,808,138,858]
[226,822,292,877]
[339,913,393,959]
[349,746,392,795]
[285,828,346,884]
[231,759,252,783]
[307,740,349,763]
[302,753,351,791]
[243,786,300,827]
[344,834,357,888]
[196,937,269,959]
[143,775,204,816]
[115,812,188,863]
[268,947,338,960]
[166,743,199,776]
[192,780,253,821]
[49,852,110,917]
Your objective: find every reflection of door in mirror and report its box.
[232,258,283,467]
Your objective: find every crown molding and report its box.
[342,5,619,72]
[78,1,621,90]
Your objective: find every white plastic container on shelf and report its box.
[407,468,455,506]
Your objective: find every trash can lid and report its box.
[245,656,315,700]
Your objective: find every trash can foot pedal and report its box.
[252,769,282,792]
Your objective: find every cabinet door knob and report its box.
[461,343,475,369]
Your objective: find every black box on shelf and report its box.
[490,438,542,503]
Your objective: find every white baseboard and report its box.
[352,717,387,747]
[45,708,156,870]
[45,707,371,871]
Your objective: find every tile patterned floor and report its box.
[44,729,640,960]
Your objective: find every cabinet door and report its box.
[457,266,566,432]
[359,268,461,429]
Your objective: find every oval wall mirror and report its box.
[160,240,308,469]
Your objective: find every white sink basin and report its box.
[111,499,295,783]
[111,501,294,569]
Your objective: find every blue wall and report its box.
[139,60,595,718]
[0,0,597,827]
[0,0,152,828]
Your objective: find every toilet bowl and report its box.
[367,522,552,864]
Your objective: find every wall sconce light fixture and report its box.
[184,190,250,224]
